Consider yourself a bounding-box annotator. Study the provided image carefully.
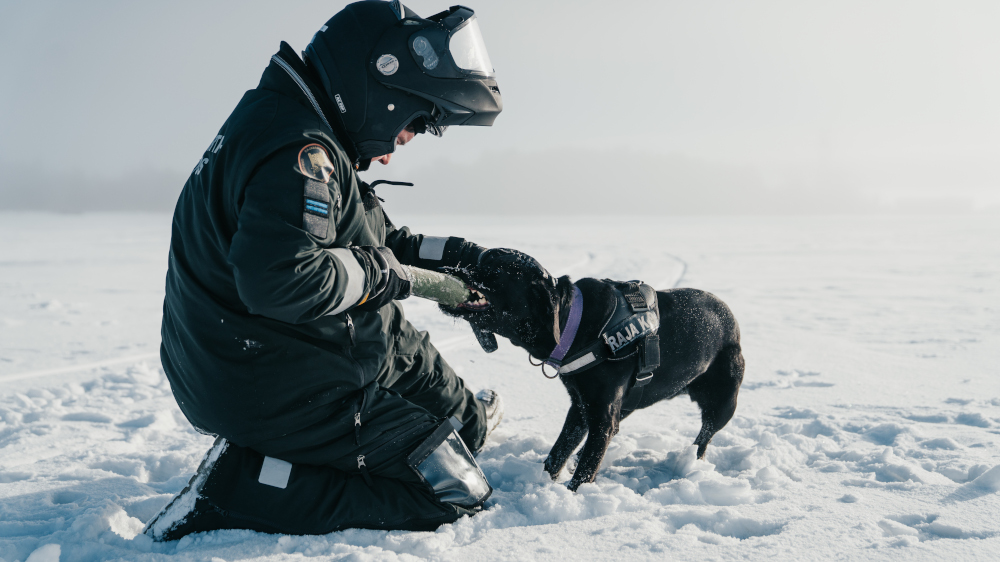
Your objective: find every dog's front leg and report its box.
[544,402,588,479]
[567,402,620,491]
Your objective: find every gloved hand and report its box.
[453,240,487,269]
[353,246,413,311]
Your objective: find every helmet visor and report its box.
[449,18,494,76]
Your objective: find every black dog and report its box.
[442,249,744,491]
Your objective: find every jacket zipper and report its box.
[353,385,370,446]
[357,455,374,487]
[354,418,436,489]
[345,313,356,346]
[270,54,332,132]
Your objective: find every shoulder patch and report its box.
[302,179,333,238]
[298,143,334,183]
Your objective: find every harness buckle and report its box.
[635,372,654,387]
[622,282,650,312]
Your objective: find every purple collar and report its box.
[546,284,583,368]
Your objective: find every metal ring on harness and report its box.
[541,362,559,379]
[529,354,560,379]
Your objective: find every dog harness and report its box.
[544,280,661,387]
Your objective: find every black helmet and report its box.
[304,1,502,163]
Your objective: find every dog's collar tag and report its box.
[545,285,583,368]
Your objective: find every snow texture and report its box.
[1,212,998,561]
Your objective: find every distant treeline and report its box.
[1,150,993,215]
[369,149,988,216]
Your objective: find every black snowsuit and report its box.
[160,42,486,531]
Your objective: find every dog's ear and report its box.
[527,276,553,317]
[548,276,575,344]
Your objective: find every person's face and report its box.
[371,128,416,166]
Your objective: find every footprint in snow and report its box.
[0,471,34,483]
[742,369,834,390]
[879,513,995,542]
[51,490,88,505]
[61,412,112,423]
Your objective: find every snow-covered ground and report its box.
[1,212,998,562]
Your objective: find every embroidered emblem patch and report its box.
[298,143,334,183]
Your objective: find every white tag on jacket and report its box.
[258,456,292,489]
[419,236,448,260]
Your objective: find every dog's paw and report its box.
[543,456,569,481]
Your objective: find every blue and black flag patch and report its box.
[304,197,329,217]
[302,178,334,238]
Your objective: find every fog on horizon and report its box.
[1,0,998,215]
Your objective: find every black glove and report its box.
[352,246,413,311]
[453,240,487,269]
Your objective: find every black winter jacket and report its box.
[161,43,475,445]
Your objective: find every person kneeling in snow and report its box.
[146,1,504,540]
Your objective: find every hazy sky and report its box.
[1,0,999,213]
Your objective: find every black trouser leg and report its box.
[196,439,472,536]
[377,302,487,452]
[230,385,470,533]
[216,303,489,534]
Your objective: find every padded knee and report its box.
[408,423,492,508]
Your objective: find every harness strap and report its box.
[557,340,606,374]
[622,373,651,412]
[545,285,583,368]
[555,282,661,377]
